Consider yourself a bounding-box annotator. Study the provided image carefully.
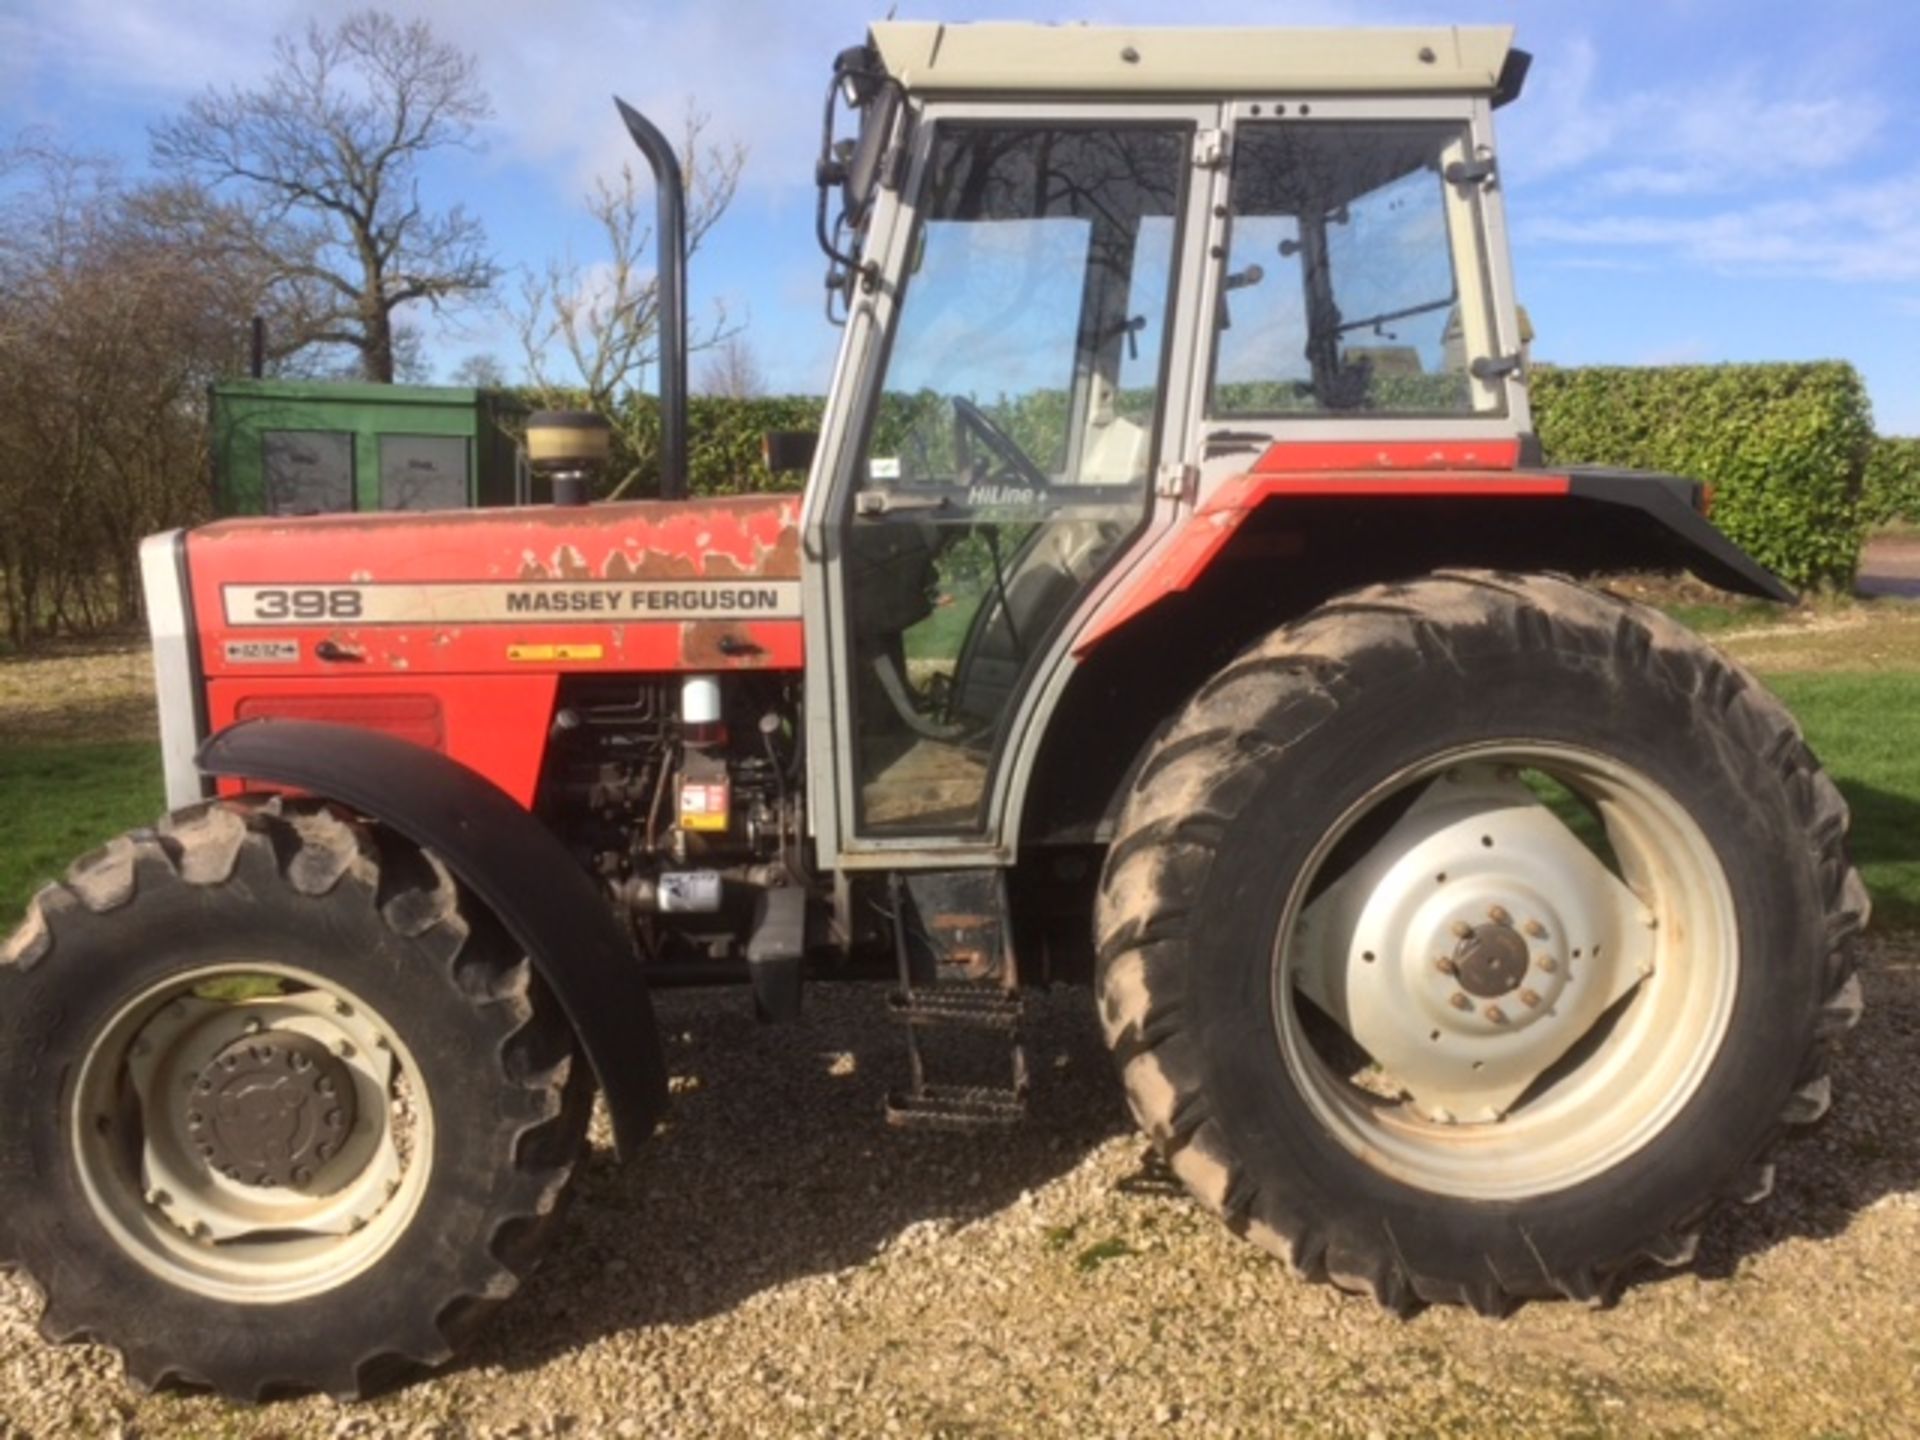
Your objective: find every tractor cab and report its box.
[801,24,1532,857]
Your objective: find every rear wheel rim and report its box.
[1273,741,1738,1201]
[71,962,434,1303]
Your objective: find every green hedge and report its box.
[1532,362,1873,590]
[1863,436,1920,528]
[524,361,1879,590]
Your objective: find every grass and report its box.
[1765,673,1920,929]
[0,743,163,922]
[1661,598,1788,635]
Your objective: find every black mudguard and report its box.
[197,718,667,1157]
[1561,467,1795,602]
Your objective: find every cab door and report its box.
[805,108,1213,864]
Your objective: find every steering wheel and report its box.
[951,396,1048,488]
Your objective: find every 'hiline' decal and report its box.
[223,581,803,627]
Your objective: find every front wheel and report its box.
[0,799,590,1398]
[1096,571,1866,1311]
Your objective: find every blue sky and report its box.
[5,0,1918,432]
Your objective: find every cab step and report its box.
[883,872,1029,1130]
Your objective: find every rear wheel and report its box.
[0,799,590,1398]
[1096,571,1866,1310]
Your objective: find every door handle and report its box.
[855,491,949,518]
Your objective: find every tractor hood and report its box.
[181,494,806,682]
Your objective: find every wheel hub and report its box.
[1452,921,1530,998]
[1292,764,1657,1123]
[186,1031,357,1189]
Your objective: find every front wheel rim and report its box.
[1274,742,1738,1201]
[70,962,435,1303]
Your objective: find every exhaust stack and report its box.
[613,98,689,501]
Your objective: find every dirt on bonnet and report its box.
[2,933,1917,1440]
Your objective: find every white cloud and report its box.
[1524,170,1920,282]
[1499,35,1611,185]
[1591,77,1884,198]
[1505,41,1885,200]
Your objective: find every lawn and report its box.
[1765,672,1920,928]
[1,613,1918,932]
[0,743,165,920]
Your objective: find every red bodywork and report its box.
[1078,441,1567,652]
[189,496,804,805]
[188,445,1576,805]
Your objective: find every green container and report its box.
[210,380,528,516]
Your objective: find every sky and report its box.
[4,0,1918,432]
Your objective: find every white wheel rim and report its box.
[70,963,434,1303]
[1274,743,1738,1201]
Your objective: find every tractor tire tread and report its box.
[0,798,592,1401]
[1094,569,1866,1312]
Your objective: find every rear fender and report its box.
[1078,466,1792,654]
[1018,468,1794,861]
[197,718,667,1157]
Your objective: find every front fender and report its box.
[197,718,667,1158]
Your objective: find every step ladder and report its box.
[882,871,1029,1130]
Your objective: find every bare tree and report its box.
[0,144,267,646]
[512,109,745,494]
[451,351,510,388]
[699,334,765,399]
[151,9,496,382]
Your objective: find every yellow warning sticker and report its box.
[506,643,606,662]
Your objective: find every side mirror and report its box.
[763,430,819,475]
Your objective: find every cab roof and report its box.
[867,22,1519,100]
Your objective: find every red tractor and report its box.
[0,23,1864,1399]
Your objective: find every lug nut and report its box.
[336,1039,355,1058]
[1430,1107,1457,1125]
[1535,955,1558,974]
[1434,956,1458,976]
[1484,1004,1509,1024]
[1449,992,1473,1012]
[1488,905,1512,926]
[1518,988,1542,1009]
[1523,919,1547,939]
[1451,921,1473,939]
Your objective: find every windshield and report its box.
[1212,120,1501,417]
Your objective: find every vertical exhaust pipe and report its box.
[614,98,688,500]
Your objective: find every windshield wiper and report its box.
[1333,292,1458,338]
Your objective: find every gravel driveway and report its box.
[3,933,1917,1438]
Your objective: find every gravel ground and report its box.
[3,934,1917,1439]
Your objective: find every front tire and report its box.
[1095,571,1866,1311]
[0,799,591,1398]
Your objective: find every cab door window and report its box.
[844,124,1187,833]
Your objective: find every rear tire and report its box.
[0,798,591,1398]
[1095,571,1866,1311]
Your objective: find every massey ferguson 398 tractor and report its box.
[0,23,1866,1399]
